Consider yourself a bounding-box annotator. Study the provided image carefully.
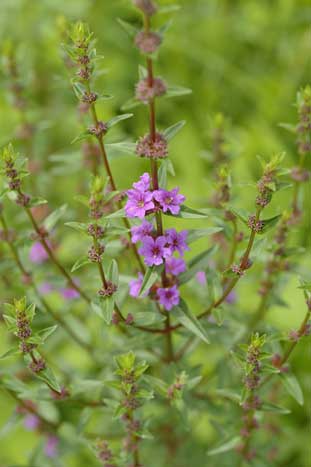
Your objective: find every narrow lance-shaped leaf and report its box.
[158,159,175,189]
[173,299,210,344]
[117,18,139,37]
[106,113,133,129]
[163,120,186,141]
[207,436,241,456]
[280,373,304,406]
[139,266,158,297]
[186,227,223,244]
[165,204,209,219]
[165,85,192,98]
[43,204,67,231]
[259,214,281,234]
[71,256,92,272]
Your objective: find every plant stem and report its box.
[143,15,174,362]
[3,387,59,430]
[86,84,145,274]
[261,305,311,388]
[198,209,261,320]
[23,204,91,303]
[0,213,96,357]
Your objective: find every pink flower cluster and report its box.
[125,173,185,219]
[127,174,188,310]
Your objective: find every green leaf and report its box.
[259,214,281,234]
[134,311,165,326]
[36,368,61,393]
[98,296,115,324]
[158,159,175,189]
[117,18,139,37]
[139,267,158,297]
[280,373,304,405]
[158,5,181,14]
[212,307,224,326]
[165,85,192,98]
[71,257,92,272]
[163,120,186,141]
[28,197,48,207]
[43,204,67,231]
[73,194,89,207]
[0,347,20,360]
[260,403,291,414]
[106,113,133,129]
[107,260,119,286]
[179,245,218,285]
[187,228,223,244]
[208,436,241,456]
[138,65,148,79]
[104,208,126,219]
[121,98,142,111]
[228,206,249,225]
[278,122,297,134]
[65,221,89,234]
[173,299,210,344]
[115,351,135,370]
[3,314,17,331]
[32,325,58,344]
[71,131,91,144]
[105,141,136,156]
[143,375,168,396]
[167,205,209,219]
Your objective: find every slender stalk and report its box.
[198,208,261,321]
[226,218,238,269]
[260,305,311,388]
[3,387,59,430]
[23,205,91,303]
[143,13,174,362]
[85,84,145,274]
[0,213,98,359]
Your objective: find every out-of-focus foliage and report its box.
[0,1,310,466]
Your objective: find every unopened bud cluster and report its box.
[296,86,311,156]
[236,335,265,461]
[133,0,158,16]
[1,145,31,206]
[113,353,149,461]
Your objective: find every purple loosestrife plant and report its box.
[0,2,310,467]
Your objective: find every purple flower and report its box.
[38,282,54,295]
[157,285,180,311]
[225,290,237,304]
[165,257,186,276]
[24,414,40,431]
[154,188,185,215]
[165,229,189,256]
[196,271,206,286]
[132,172,151,192]
[61,286,80,300]
[125,189,154,219]
[139,235,170,266]
[29,241,49,264]
[129,272,149,297]
[131,220,154,243]
[44,435,59,458]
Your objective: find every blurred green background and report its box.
[0,0,310,466]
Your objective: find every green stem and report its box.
[144,16,174,362]
[23,205,91,303]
